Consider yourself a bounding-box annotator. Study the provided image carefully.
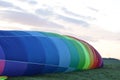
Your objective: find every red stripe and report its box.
[0,60,5,75]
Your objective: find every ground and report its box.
[7,58,120,80]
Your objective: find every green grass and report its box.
[8,58,120,80]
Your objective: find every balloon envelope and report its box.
[0,31,103,76]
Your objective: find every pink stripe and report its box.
[0,60,5,75]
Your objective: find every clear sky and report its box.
[0,0,120,59]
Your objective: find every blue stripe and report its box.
[39,37,59,73]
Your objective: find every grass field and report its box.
[8,58,120,80]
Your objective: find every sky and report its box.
[0,0,120,59]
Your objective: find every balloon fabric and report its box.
[0,31,103,76]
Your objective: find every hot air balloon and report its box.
[0,30,103,76]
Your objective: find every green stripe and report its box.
[63,36,79,69]
[79,42,91,69]
[84,43,94,69]
[65,36,85,70]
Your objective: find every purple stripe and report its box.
[0,45,5,59]
[2,61,27,76]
